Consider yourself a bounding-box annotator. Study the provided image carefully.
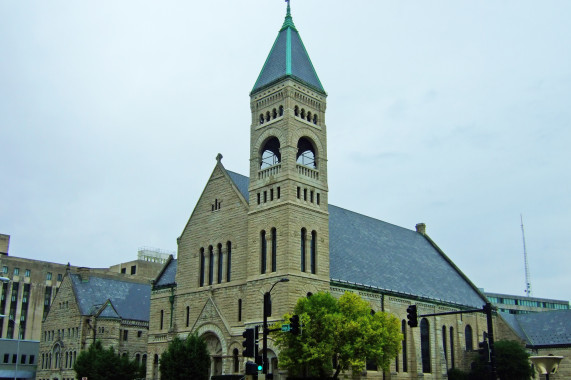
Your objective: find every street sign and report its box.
[281,324,291,332]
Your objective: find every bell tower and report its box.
[246,3,330,315]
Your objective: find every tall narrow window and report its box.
[402,320,407,372]
[238,299,242,321]
[420,318,431,373]
[310,231,317,274]
[301,228,307,272]
[442,326,448,370]
[261,230,267,274]
[226,241,232,282]
[199,248,205,287]
[160,310,164,330]
[186,306,190,327]
[233,348,239,373]
[271,228,277,272]
[465,325,473,351]
[208,246,214,285]
[217,244,223,284]
[450,327,455,368]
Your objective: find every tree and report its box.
[273,291,402,379]
[74,341,144,380]
[160,333,211,380]
[469,340,534,380]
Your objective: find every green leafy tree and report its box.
[160,333,211,380]
[469,340,534,380]
[74,341,144,380]
[273,291,402,379]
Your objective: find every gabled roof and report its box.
[226,172,486,308]
[227,170,250,203]
[70,274,151,322]
[97,300,121,319]
[251,3,325,95]
[499,310,571,347]
[154,258,177,289]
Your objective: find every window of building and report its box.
[21,354,26,364]
[233,348,239,373]
[25,269,31,277]
[238,299,242,322]
[186,306,190,327]
[2,266,7,274]
[123,330,128,341]
[57,273,63,281]
[442,325,448,369]
[420,318,431,373]
[465,325,473,351]
[217,244,223,284]
[160,310,164,330]
[277,187,281,199]
[300,228,307,272]
[130,265,136,275]
[226,241,232,282]
[208,246,214,285]
[121,268,126,274]
[310,230,317,274]
[260,137,281,169]
[297,137,316,168]
[260,230,267,274]
[3,354,8,363]
[199,248,205,287]
[13,268,19,276]
[12,354,17,364]
[46,272,52,281]
[271,228,277,272]
[138,330,142,338]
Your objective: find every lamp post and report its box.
[262,278,289,376]
[529,356,564,380]
[0,276,19,380]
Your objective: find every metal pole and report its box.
[484,303,497,380]
[263,292,269,375]
[14,319,19,380]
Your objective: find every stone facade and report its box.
[36,268,151,380]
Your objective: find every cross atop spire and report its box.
[281,0,296,31]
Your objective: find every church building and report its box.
[147,4,490,379]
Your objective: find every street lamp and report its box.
[530,355,564,380]
[0,276,19,380]
[262,278,289,375]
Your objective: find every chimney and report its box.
[77,267,90,282]
[415,223,426,235]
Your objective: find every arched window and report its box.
[259,114,264,124]
[142,354,147,375]
[217,243,223,284]
[260,230,267,274]
[465,325,473,351]
[272,108,277,119]
[297,137,316,168]
[450,326,455,368]
[300,108,306,119]
[294,105,299,116]
[233,348,239,373]
[199,248,205,287]
[401,320,407,372]
[271,228,277,272]
[279,105,284,116]
[307,111,312,122]
[226,241,232,282]
[265,111,270,122]
[442,326,448,369]
[300,228,307,272]
[135,353,141,364]
[310,230,317,274]
[208,246,214,285]
[420,318,431,373]
[313,114,318,124]
[260,137,281,169]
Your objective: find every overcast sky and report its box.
[1,1,570,302]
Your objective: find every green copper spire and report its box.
[281,1,296,31]
[251,0,325,95]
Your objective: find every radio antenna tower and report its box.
[520,214,532,297]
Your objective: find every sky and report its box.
[1,1,570,302]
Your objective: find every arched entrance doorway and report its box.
[202,332,223,377]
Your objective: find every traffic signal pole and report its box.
[262,278,289,376]
[410,302,497,380]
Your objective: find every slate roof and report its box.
[227,170,250,202]
[154,258,177,288]
[499,310,571,347]
[98,302,121,319]
[251,4,325,95]
[70,274,151,322]
[224,172,486,308]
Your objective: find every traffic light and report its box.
[406,305,418,327]
[290,314,300,335]
[242,328,255,357]
[245,361,259,375]
[478,340,490,363]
